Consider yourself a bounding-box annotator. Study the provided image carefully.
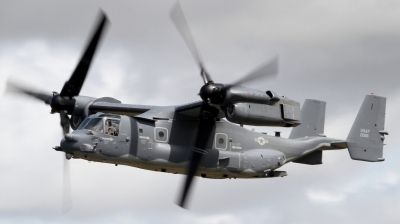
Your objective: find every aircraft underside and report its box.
[72,151,288,179]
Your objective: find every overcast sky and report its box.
[1,0,400,223]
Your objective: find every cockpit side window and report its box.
[105,118,120,136]
[77,118,91,130]
[84,118,104,133]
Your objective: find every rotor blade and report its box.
[179,151,202,209]
[62,156,72,213]
[230,56,279,86]
[170,2,213,84]
[60,111,72,213]
[60,110,70,136]
[60,11,109,97]
[6,82,52,104]
[178,102,219,208]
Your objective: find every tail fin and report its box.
[346,95,388,162]
[289,99,326,139]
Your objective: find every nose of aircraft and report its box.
[60,131,95,154]
[60,132,84,153]
[64,133,81,142]
[60,138,78,153]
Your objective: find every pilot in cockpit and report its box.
[106,119,117,136]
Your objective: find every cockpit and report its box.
[77,114,121,136]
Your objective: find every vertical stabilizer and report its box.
[346,95,387,162]
[289,99,326,139]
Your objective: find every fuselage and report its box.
[60,111,342,179]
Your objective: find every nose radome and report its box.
[60,138,73,152]
[60,138,79,152]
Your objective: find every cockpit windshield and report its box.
[84,118,104,133]
[77,117,120,136]
[77,118,91,130]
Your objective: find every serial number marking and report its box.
[360,129,370,138]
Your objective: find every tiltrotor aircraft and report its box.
[8,3,388,209]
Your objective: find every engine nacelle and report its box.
[222,86,284,106]
[225,97,301,127]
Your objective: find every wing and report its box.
[175,100,203,117]
[175,101,225,119]
[90,99,223,119]
[90,101,154,116]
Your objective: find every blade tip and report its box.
[175,202,188,210]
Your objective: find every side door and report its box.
[136,120,155,161]
[117,116,130,154]
[98,118,120,157]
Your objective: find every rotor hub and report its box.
[50,94,75,114]
[199,83,225,104]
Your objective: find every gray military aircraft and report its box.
[8,3,388,209]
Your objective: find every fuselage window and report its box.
[84,118,104,133]
[105,118,120,136]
